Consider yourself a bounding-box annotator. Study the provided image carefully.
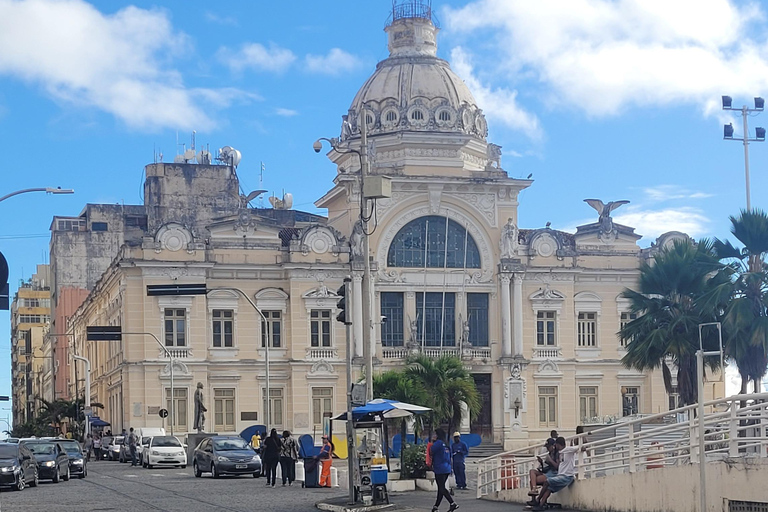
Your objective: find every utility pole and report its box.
[360,110,374,402]
[722,96,765,211]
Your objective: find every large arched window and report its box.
[387,216,481,268]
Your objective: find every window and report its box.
[416,292,455,346]
[622,386,640,416]
[619,312,637,347]
[668,387,683,411]
[56,219,85,232]
[411,109,424,121]
[91,222,108,231]
[310,310,332,347]
[212,310,233,348]
[536,311,556,346]
[467,293,489,347]
[387,216,481,269]
[214,389,235,431]
[125,215,148,229]
[22,298,49,308]
[263,388,284,427]
[438,110,451,122]
[261,311,282,348]
[18,315,50,324]
[312,387,333,427]
[385,110,397,122]
[577,312,597,347]
[164,308,186,346]
[579,386,598,421]
[538,386,558,427]
[380,292,404,347]
[166,388,188,429]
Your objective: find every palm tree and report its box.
[620,239,727,406]
[373,370,430,461]
[710,209,768,394]
[404,354,481,439]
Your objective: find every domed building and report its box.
[60,1,723,450]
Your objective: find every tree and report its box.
[37,397,80,434]
[710,209,768,394]
[373,370,430,461]
[620,239,727,406]
[404,354,481,439]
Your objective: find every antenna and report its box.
[260,162,265,208]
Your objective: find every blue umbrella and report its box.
[348,399,431,419]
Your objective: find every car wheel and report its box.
[63,467,70,481]
[180,465,186,469]
[147,464,153,469]
[52,467,60,484]
[194,461,202,478]
[253,472,259,478]
[15,474,25,491]
[29,469,38,487]
[212,463,220,479]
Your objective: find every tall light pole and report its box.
[722,96,764,211]
[72,355,90,438]
[696,322,724,512]
[0,187,74,203]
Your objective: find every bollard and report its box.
[296,459,305,483]
[330,466,338,487]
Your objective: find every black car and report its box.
[21,441,70,483]
[57,440,87,478]
[193,436,261,478]
[0,443,38,491]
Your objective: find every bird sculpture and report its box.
[583,199,630,235]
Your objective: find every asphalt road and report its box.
[0,459,538,512]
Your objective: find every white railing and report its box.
[423,347,460,358]
[532,346,562,359]
[306,347,338,360]
[382,347,410,359]
[476,392,768,498]
[464,347,491,359]
[160,347,192,359]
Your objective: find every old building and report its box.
[10,265,51,426]
[63,5,723,446]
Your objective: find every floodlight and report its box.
[724,124,734,139]
[722,96,733,109]
[755,97,765,110]
[756,127,766,140]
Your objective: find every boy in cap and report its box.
[451,432,469,490]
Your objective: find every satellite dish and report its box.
[218,146,241,168]
[197,150,211,165]
[268,192,293,210]
[173,154,186,163]
[283,193,293,209]
[268,196,278,209]
[183,149,196,162]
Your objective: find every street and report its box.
[0,459,537,512]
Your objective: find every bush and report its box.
[401,443,428,479]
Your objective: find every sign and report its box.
[351,384,367,406]
[0,396,9,402]
[158,408,169,418]
[83,407,93,417]
[86,326,122,341]
[146,284,208,296]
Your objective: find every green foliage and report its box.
[10,417,57,438]
[400,443,428,479]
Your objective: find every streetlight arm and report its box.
[0,187,74,203]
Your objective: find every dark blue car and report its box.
[193,436,261,478]
[0,443,38,491]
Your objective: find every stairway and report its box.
[469,443,505,458]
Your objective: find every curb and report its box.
[316,502,396,512]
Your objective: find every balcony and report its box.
[306,347,338,360]
[532,346,562,359]
[160,347,193,359]
[381,347,410,359]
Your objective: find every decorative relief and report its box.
[465,193,497,226]
[160,360,191,378]
[378,269,406,283]
[531,232,557,258]
[155,223,192,253]
[233,210,259,236]
[309,360,336,375]
[300,226,340,255]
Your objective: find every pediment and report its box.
[529,287,565,301]
[207,213,282,240]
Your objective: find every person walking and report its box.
[251,431,262,453]
[127,427,139,466]
[93,434,102,461]
[451,432,469,490]
[84,434,93,462]
[317,435,334,488]
[280,430,299,486]
[262,429,282,488]
[430,429,459,512]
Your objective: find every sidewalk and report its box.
[316,489,536,512]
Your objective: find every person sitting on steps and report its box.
[528,438,559,498]
[529,437,582,511]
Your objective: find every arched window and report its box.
[387,216,481,268]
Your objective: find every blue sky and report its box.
[2,0,768,403]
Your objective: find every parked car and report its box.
[0,442,38,490]
[96,436,112,460]
[57,440,87,479]
[106,436,124,461]
[137,436,152,465]
[143,436,186,469]
[135,428,165,465]
[193,436,261,478]
[21,441,70,483]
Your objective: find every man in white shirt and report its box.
[531,437,580,511]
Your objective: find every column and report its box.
[500,275,512,357]
[352,274,363,358]
[513,275,524,357]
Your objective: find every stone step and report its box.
[469,443,505,458]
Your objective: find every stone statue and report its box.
[462,316,471,344]
[350,220,364,261]
[500,218,519,259]
[193,382,207,433]
[584,199,630,236]
[340,114,353,142]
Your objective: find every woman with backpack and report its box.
[262,429,282,488]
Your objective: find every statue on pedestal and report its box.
[500,218,519,259]
[193,382,207,433]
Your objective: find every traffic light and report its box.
[336,278,351,325]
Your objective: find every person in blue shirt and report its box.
[451,432,469,490]
[430,429,459,512]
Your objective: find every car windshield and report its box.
[142,438,151,446]
[0,445,18,458]
[114,438,124,445]
[26,443,55,455]
[213,438,250,451]
[152,436,181,448]
[59,442,82,455]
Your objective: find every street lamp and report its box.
[722,96,764,211]
[0,187,74,203]
[696,322,724,512]
[72,355,90,438]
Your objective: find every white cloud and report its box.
[218,43,296,73]
[0,0,255,131]
[275,108,298,117]
[614,205,710,239]
[204,11,238,26]
[451,47,542,140]
[642,185,714,202]
[305,48,362,75]
[445,0,768,117]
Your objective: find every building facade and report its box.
[62,7,723,446]
[10,265,52,426]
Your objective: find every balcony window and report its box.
[261,311,282,348]
[415,292,455,347]
[310,310,332,347]
[577,312,597,347]
[212,309,234,348]
[536,311,556,346]
[164,308,186,347]
[467,293,489,347]
[380,292,404,347]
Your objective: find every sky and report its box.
[2,0,768,407]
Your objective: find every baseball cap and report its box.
[453,432,461,437]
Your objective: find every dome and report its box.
[341,13,488,141]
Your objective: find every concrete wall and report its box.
[487,460,768,512]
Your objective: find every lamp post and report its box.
[696,322,724,512]
[0,187,74,203]
[722,96,764,211]
[72,355,90,438]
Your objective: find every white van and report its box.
[136,427,166,465]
